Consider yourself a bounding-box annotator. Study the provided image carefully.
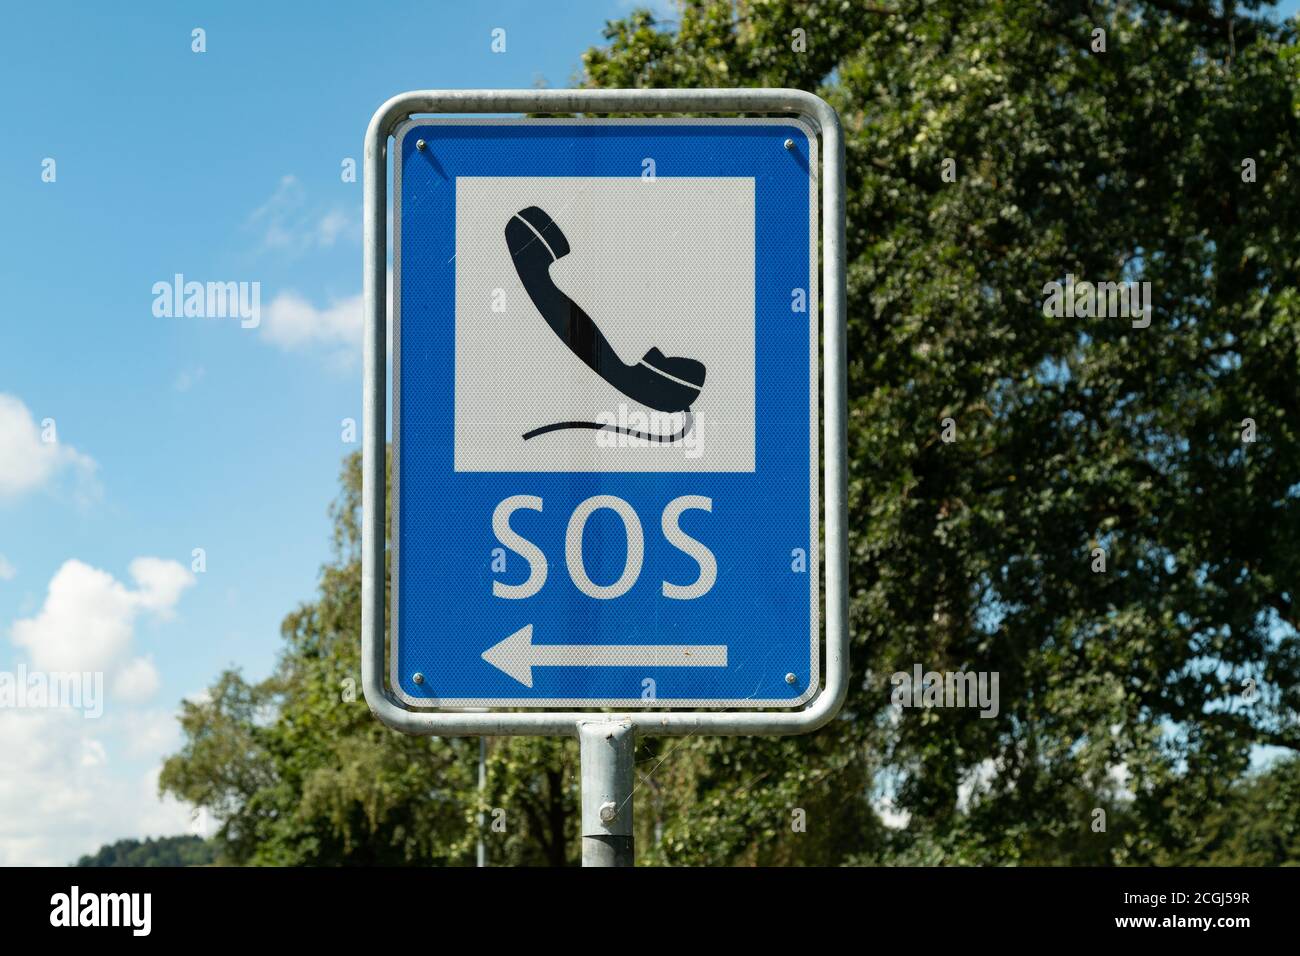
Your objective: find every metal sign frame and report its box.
[362,88,847,739]
[392,116,819,710]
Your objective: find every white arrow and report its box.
[481,624,728,688]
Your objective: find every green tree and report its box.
[76,835,215,868]
[1192,755,1300,865]
[585,0,1300,865]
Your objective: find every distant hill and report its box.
[75,835,216,867]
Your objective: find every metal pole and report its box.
[477,736,487,867]
[579,720,635,866]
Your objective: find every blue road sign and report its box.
[391,118,818,708]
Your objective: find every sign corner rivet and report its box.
[416,139,426,150]
[412,672,425,685]
[783,138,794,150]
[785,673,797,685]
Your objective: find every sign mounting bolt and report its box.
[416,139,426,150]
[412,672,425,685]
[784,138,794,150]
[785,672,797,685]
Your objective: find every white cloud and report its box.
[81,738,108,767]
[10,558,194,686]
[249,174,356,253]
[261,270,392,368]
[262,288,362,351]
[0,555,14,580]
[126,557,194,616]
[0,559,198,864]
[0,394,98,502]
[113,656,161,704]
[315,209,350,246]
[116,708,183,760]
[0,708,194,865]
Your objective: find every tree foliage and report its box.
[160,0,1300,865]
[76,835,214,868]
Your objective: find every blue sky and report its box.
[2,1,1297,867]
[0,0,668,866]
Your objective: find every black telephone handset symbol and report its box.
[505,206,705,442]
